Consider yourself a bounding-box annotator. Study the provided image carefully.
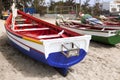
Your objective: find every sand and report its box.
[0,17,120,80]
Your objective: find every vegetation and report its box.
[16,0,46,16]
[0,0,107,17]
[0,0,12,18]
[49,0,76,14]
[1,0,12,10]
[33,0,46,16]
[48,0,104,17]
[81,0,91,14]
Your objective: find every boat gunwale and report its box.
[6,11,84,36]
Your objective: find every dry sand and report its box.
[0,17,120,80]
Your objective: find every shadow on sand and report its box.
[89,40,117,48]
[0,34,120,78]
[0,34,61,78]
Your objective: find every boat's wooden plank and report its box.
[15,19,26,22]
[17,14,22,17]
[15,24,38,27]
[16,15,22,19]
[37,34,60,38]
[14,28,49,31]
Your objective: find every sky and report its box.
[45,0,112,6]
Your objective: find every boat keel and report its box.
[54,67,69,77]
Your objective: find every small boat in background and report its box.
[99,15,120,29]
[103,21,120,27]
[56,14,120,30]
[5,3,91,76]
[106,16,120,22]
[56,15,120,45]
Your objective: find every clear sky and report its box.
[45,0,112,6]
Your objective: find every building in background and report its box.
[109,0,120,16]
[101,0,120,16]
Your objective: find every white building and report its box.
[109,0,120,15]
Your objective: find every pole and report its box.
[12,0,17,30]
[79,0,81,12]
[101,0,103,14]
[75,0,78,17]
[75,0,77,15]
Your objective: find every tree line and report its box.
[0,0,109,17]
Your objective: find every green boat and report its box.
[55,15,120,45]
[92,34,120,45]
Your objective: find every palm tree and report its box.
[93,0,101,16]
[33,0,46,16]
[1,0,12,10]
[81,0,90,14]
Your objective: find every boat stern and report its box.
[42,35,91,68]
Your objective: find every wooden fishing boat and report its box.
[83,16,120,30]
[56,14,120,30]
[106,16,120,22]
[56,17,120,45]
[101,16,120,27]
[103,21,120,29]
[5,9,91,76]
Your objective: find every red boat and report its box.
[5,3,91,76]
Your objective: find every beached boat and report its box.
[5,7,91,76]
[100,16,120,28]
[106,16,120,22]
[56,14,120,30]
[56,16,120,45]
[103,21,120,28]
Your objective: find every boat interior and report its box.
[103,21,120,25]
[56,16,120,31]
[60,21,116,31]
[7,11,80,40]
[15,16,68,39]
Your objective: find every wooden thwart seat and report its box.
[14,27,50,31]
[37,34,61,39]
[15,19,26,22]
[17,15,22,17]
[15,23,38,27]
[37,30,66,39]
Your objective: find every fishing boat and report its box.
[4,4,91,76]
[89,15,120,29]
[81,15,120,30]
[106,16,120,22]
[100,16,120,27]
[56,14,120,30]
[103,21,120,27]
[56,15,120,45]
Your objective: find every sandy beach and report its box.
[0,16,120,80]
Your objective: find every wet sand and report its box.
[0,18,120,80]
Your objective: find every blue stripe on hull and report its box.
[8,38,48,64]
[8,37,87,76]
[47,49,86,68]
[8,38,87,68]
